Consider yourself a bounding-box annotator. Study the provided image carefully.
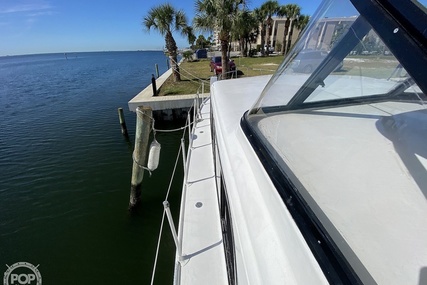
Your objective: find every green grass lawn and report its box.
[158,55,285,96]
[157,55,401,96]
[338,56,400,78]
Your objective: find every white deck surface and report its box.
[176,99,228,284]
[210,76,329,284]
[255,102,427,285]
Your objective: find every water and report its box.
[0,51,184,284]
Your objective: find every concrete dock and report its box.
[128,67,209,118]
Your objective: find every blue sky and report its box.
[0,0,321,56]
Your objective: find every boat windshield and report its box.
[244,0,427,284]
[249,0,426,113]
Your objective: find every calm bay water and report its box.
[0,51,183,284]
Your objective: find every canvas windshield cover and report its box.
[244,0,427,284]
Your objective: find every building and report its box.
[256,16,302,53]
[303,16,357,51]
[212,16,360,54]
[263,16,358,53]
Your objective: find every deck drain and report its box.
[195,202,203,208]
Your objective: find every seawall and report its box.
[128,66,209,121]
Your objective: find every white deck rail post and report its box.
[193,98,197,124]
[181,138,187,176]
[202,81,204,96]
[163,201,182,261]
[187,113,191,144]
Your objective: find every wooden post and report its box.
[117,107,129,138]
[129,106,152,209]
[155,64,159,78]
[151,74,157,96]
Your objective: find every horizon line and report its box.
[0,49,170,58]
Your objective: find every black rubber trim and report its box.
[219,171,237,285]
[211,106,237,285]
[241,114,362,284]
[261,92,425,115]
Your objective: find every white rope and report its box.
[135,106,195,133]
[176,54,279,79]
[150,138,184,285]
[150,211,166,285]
[132,152,153,176]
[149,98,200,284]
[155,121,194,133]
[170,57,210,85]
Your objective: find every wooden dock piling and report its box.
[129,106,153,209]
[117,107,129,138]
[155,64,159,78]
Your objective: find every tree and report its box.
[195,35,211,49]
[296,14,310,37]
[183,26,197,48]
[260,0,280,55]
[182,50,194,61]
[232,9,258,57]
[254,7,268,56]
[278,4,301,55]
[143,3,192,82]
[194,0,244,79]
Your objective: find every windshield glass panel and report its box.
[249,0,424,113]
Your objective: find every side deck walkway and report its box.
[175,98,228,284]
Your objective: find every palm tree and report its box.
[278,4,301,55]
[285,4,302,54]
[194,0,244,79]
[143,3,192,82]
[260,0,280,55]
[254,7,268,56]
[232,9,258,57]
[183,26,197,48]
[296,14,310,37]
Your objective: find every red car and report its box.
[209,56,236,75]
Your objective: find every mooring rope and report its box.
[154,122,195,133]
[139,56,208,285]
[137,63,207,282]
[131,152,153,176]
[170,57,210,85]
[149,99,199,284]
[135,106,196,134]
[150,141,183,285]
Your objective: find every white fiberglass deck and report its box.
[211,76,329,284]
[176,99,228,284]
[253,101,427,285]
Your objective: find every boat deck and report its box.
[254,101,427,284]
[176,99,228,284]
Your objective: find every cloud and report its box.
[0,1,54,26]
[0,1,55,33]
[27,11,54,17]
[0,1,53,14]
